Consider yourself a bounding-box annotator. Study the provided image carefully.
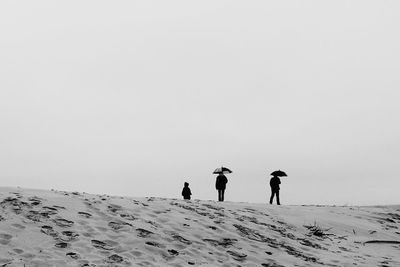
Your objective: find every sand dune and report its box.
[0,187,399,266]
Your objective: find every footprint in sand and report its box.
[0,233,13,245]
[28,197,42,206]
[203,238,237,248]
[261,262,285,267]
[146,220,161,229]
[53,218,74,227]
[79,261,95,267]
[172,234,192,245]
[60,231,80,241]
[108,221,132,231]
[1,197,18,205]
[66,252,80,260]
[132,200,149,207]
[136,228,154,238]
[119,213,136,221]
[145,241,165,248]
[12,206,23,214]
[55,242,69,248]
[168,249,179,256]
[91,240,115,250]
[107,204,123,213]
[11,192,22,198]
[233,224,276,243]
[0,233,12,239]
[41,225,59,238]
[78,212,92,218]
[339,246,351,252]
[282,244,319,263]
[13,248,24,254]
[299,238,325,250]
[105,254,125,264]
[26,210,49,222]
[42,206,59,215]
[227,250,247,262]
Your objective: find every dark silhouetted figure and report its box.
[182,182,192,200]
[269,175,281,205]
[215,174,228,201]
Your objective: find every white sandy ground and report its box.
[0,187,399,267]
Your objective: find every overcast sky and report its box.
[1,1,399,205]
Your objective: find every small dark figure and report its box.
[182,182,192,200]
[215,174,228,201]
[269,175,281,205]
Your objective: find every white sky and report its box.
[1,1,399,205]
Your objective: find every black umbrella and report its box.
[270,170,287,177]
[213,166,232,174]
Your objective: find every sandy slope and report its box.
[0,187,399,267]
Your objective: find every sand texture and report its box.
[0,187,399,266]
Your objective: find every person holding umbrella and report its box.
[213,166,232,202]
[269,170,287,205]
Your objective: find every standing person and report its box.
[182,182,192,200]
[269,175,281,205]
[215,174,228,201]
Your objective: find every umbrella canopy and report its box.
[213,167,232,174]
[270,170,287,177]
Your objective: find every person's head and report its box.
[184,182,189,187]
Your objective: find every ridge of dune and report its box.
[0,187,399,266]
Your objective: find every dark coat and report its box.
[215,174,228,190]
[182,186,191,199]
[270,177,281,191]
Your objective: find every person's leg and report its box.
[218,190,222,201]
[221,189,225,201]
[270,189,274,204]
[276,190,280,205]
